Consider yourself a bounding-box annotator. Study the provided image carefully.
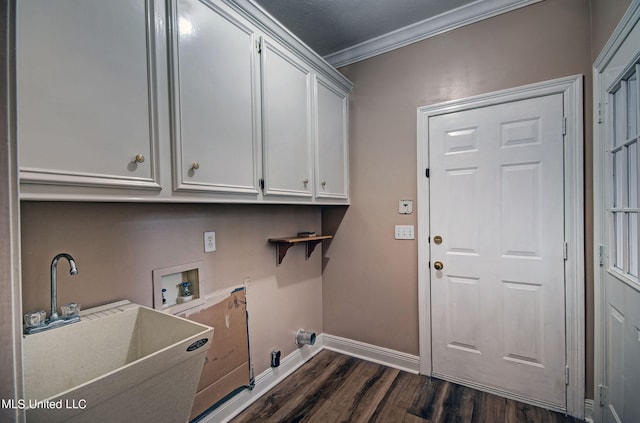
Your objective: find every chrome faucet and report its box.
[23,253,80,334]
[49,253,78,321]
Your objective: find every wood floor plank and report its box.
[370,371,425,422]
[436,382,476,422]
[263,355,360,422]
[407,374,448,419]
[401,413,430,423]
[230,350,584,423]
[470,389,508,423]
[331,362,400,422]
[232,352,353,422]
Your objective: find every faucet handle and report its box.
[61,303,81,318]
[24,310,47,328]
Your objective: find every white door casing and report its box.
[594,2,640,422]
[417,75,584,418]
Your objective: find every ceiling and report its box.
[251,0,542,67]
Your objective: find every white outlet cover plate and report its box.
[204,231,216,252]
[399,199,413,214]
[395,225,415,240]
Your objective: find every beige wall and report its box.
[21,202,323,375]
[323,0,593,391]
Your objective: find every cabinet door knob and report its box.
[321,181,327,188]
[134,154,145,164]
[191,162,200,170]
[303,178,309,185]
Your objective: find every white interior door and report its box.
[429,93,567,409]
[595,5,640,421]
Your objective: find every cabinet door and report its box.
[170,0,260,195]
[315,76,349,200]
[17,0,161,190]
[261,38,313,198]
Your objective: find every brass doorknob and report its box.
[134,154,145,164]
[433,261,444,270]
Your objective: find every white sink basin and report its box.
[22,301,213,423]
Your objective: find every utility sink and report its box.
[22,301,213,423]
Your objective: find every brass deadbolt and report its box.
[433,235,443,244]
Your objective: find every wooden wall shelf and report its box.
[268,235,333,266]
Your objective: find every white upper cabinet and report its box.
[16,0,352,204]
[315,76,349,200]
[260,37,313,198]
[170,0,260,196]
[17,0,161,191]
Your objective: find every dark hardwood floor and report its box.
[232,350,583,423]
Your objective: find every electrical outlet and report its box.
[395,225,415,240]
[271,350,281,368]
[204,232,216,252]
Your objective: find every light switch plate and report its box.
[395,225,415,240]
[204,231,216,252]
[399,199,413,214]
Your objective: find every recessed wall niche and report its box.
[152,261,205,314]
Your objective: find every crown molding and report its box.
[325,0,542,68]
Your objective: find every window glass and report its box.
[613,87,625,148]
[630,142,638,209]
[614,149,626,208]
[615,212,625,270]
[630,213,638,277]
[628,74,637,138]
[609,71,639,275]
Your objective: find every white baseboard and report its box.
[196,333,420,422]
[584,399,595,423]
[322,333,420,374]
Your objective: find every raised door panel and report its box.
[171,0,259,195]
[315,76,348,200]
[17,0,161,190]
[604,273,640,423]
[261,38,312,198]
